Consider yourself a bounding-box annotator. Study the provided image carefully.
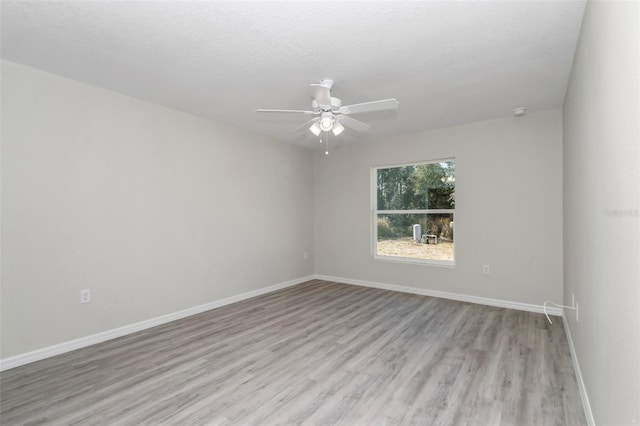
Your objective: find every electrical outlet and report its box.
[80,289,91,304]
[482,265,490,275]
[303,251,309,260]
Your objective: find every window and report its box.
[372,160,455,265]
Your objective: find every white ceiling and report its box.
[1,1,586,148]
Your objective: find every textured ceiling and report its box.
[1,1,586,148]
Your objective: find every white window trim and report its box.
[371,159,456,267]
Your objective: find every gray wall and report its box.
[563,1,640,425]
[314,109,564,305]
[1,60,315,358]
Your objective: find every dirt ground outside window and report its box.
[377,237,454,261]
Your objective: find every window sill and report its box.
[373,255,455,268]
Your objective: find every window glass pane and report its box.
[376,162,455,210]
[376,213,454,261]
[376,166,423,210]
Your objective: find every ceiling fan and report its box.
[256,79,399,137]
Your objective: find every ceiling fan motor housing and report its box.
[312,97,342,113]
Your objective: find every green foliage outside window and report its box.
[376,162,455,239]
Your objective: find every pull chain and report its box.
[325,131,329,155]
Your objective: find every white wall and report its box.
[0,60,314,359]
[314,109,564,306]
[563,1,640,424]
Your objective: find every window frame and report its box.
[371,158,456,267]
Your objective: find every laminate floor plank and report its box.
[0,280,586,425]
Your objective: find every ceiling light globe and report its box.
[332,122,345,136]
[309,122,321,136]
[319,116,333,131]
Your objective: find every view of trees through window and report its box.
[375,160,455,263]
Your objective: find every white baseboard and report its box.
[562,313,596,426]
[0,275,314,372]
[0,274,562,372]
[314,274,564,316]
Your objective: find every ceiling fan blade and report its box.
[339,98,399,115]
[310,83,332,109]
[256,109,315,114]
[337,115,370,132]
[293,118,319,133]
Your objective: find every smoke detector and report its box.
[513,107,527,117]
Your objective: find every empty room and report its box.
[1,1,638,425]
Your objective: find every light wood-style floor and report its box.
[1,280,586,425]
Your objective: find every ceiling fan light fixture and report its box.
[332,121,345,136]
[257,79,400,142]
[309,121,321,136]
[319,116,334,132]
